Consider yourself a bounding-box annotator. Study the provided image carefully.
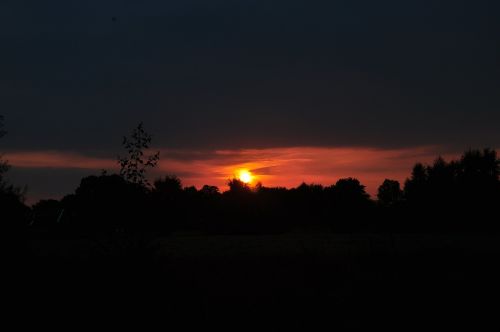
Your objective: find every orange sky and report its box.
[155,146,458,195]
[7,145,460,200]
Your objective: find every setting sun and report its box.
[238,169,253,184]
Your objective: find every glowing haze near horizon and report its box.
[6,145,462,204]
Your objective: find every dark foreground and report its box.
[9,232,500,330]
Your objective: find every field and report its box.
[16,231,500,329]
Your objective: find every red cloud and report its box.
[6,151,117,170]
[8,146,458,198]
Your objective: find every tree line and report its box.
[2,121,499,235]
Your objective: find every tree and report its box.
[0,115,25,200]
[0,115,10,185]
[0,115,5,138]
[458,148,499,184]
[456,149,500,206]
[403,163,428,203]
[70,174,148,232]
[200,185,220,196]
[227,178,252,194]
[118,122,160,188]
[377,179,403,206]
[0,115,29,230]
[0,160,10,191]
[153,176,182,195]
[31,199,62,228]
[332,178,371,205]
[152,176,183,206]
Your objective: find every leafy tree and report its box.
[0,115,29,230]
[333,178,370,202]
[403,149,500,218]
[456,149,500,206]
[183,186,198,196]
[296,182,324,195]
[200,185,220,196]
[0,115,10,186]
[0,115,26,200]
[153,176,183,195]
[148,176,186,233]
[403,163,428,203]
[377,179,403,206]
[31,199,62,228]
[294,183,326,213]
[70,174,147,232]
[118,122,160,188]
[152,176,183,209]
[225,178,253,208]
[227,178,252,194]
[0,115,5,138]
[458,148,499,184]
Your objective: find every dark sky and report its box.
[1,0,499,202]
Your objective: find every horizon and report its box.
[6,144,494,205]
[4,2,500,326]
[1,0,499,204]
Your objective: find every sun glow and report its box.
[238,169,253,184]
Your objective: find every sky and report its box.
[1,0,499,204]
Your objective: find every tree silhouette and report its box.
[458,149,499,184]
[457,149,500,207]
[118,122,160,188]
[8,141,500,235]
[402,149,500,228]
[0,161,10,191]
[0,115,25,200]
[0,116,29,230]
[31,199,62,229]
[0,115,5,138]
[0,115,10,186]
[403,163,428,204]
[331,178,370,206]
[200,185,220,196]
[68,174,147,233]
[377,179,403,206]
[152,175,183,208]
[227,178,252,194]
[153,176,182,196]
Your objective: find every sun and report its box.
[238,169,253,184]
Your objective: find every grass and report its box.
[15,231,500,329]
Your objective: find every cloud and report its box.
[1,0,499,154]
[6,145,462,204]
[5,151,116,170]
